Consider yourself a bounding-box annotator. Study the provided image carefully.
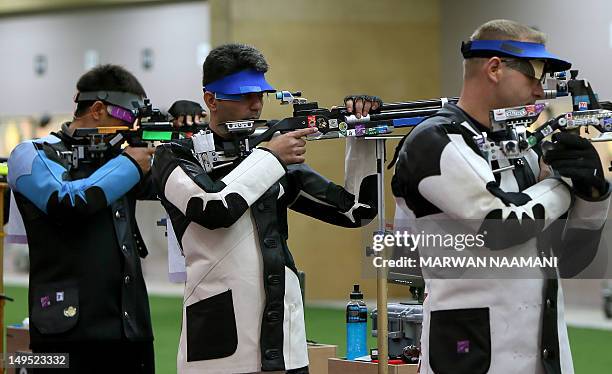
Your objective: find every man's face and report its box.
[495,58,545,107]
[214,92,265,123]
[204,92,265,138]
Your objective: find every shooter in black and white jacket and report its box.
[392,20,610,374]
[152,44,379,373]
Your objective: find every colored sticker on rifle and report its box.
[541,125,554,137]
[308,115,317,127]
[504,107,528,119]
[56,291,64,302]
[355,125,366,136]
[473,135,485,147]
[97,126,130,134]
[317,118,327,129]
[339,122,348,136]
[346,129,356,137]
[377,126,390,134]
[493,109,506,121]
[573,95,590,107]
[329,119,339,129]
[142,130,172,141]
[527,137,538,148]
[579,102,588,111]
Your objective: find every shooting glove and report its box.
[168,100,206,119]
[543,132,609,198]
[343,95,383,113]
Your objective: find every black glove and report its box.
[543,132,609,198]
[343,94,383,116]
[168,100,206,122]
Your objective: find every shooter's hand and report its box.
[543,132,609,199]
[265,127,318,165]
[344,95,383,119]
[124,146,156,175]
[168,100,207,127]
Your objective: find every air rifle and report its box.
[201,69,611,172]
[481,70,612,166]
[214,91,459,152]
[64,99,207,169]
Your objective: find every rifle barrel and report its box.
[369,108,442,121]
[379,97,458,111]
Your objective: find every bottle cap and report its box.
[350,284,363,300]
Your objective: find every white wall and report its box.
[440,0,612,100]
[0,1,210,116]
[0,1,210,281]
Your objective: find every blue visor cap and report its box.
[461,40,572,73]
[204,69,275,97]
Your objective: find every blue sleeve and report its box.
[8,141,141,215]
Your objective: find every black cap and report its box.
[350,284,363,300]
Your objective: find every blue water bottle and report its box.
[346,284,367,359]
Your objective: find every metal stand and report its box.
[374,139,388,374]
